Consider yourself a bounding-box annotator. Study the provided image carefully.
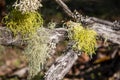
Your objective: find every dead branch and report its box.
[0,27,68,49]
[89,22,120,44]
[55,0,74,18]
[45,49,78,80]
[0,22,120,48]
[55,0,120,30]
[55,0,120,45]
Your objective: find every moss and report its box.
[3,9,43,38]
[67,21,97,55]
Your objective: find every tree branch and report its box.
[54,0,120,45]
[55,0,74,18]
[89,22,120,44]
[45,49,78,80]
[1,21,120,48]
[0,27,68,49]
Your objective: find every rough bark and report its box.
[0,27,68,49]
[45,50,78,80]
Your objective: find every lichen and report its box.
[67,21,97,55]
[13,0,42,13]
[24,28,51,78]
[3,9,43,38]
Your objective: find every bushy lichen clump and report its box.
[67,21,97,55]
[24,28,51,78]
[3,9,43,37]
[13,0,42,13]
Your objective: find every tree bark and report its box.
[45,49,78,80]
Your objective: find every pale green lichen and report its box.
[3,9,43,38]
[24,28,51,78]
[67,21,97,55]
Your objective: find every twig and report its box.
[55,0,74,18]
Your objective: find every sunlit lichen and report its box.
[3,9,43,38]
[67,21,97,55]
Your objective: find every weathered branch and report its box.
[45,49,78,80]
[1,22,120,47]
[55,0,120,45]
[55,0,120,30]
[55,0,120,29]
[0,27,68,49]
[89,22,120,44]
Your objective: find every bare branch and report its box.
[1,21,120,48]
[54,0,120,28]
[90,22,120,44]
[0,27,68,49]
[54,0,120,45]
[45,50,78,80]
